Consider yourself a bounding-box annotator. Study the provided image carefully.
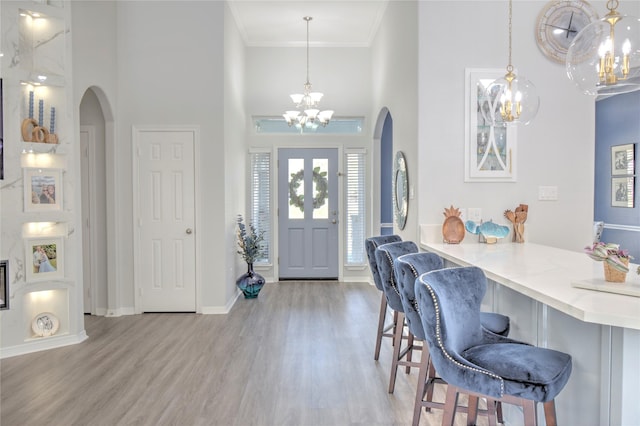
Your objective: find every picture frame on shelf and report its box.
[611,176,635,208]
[23,168,62,212]
[0,260,7,310]
[611,143,635,176]
[25,237,64,282]
[464,68,517,182]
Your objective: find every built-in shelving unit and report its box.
[1,0,85,358]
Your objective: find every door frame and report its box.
[80,125,98,315]
[131,125,202,313]
[274,144,344,281]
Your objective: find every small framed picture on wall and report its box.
[0,260,7,310]
[25,237,64,282]
[611,176,635,208]
[611,143,635,176]
[23,168,63,212]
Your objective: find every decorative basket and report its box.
[603,258,629,283]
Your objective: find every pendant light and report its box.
[283,16,334,129]
[566,0,640,96]
[482,0,539,126]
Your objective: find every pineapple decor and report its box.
[442,205,465,244]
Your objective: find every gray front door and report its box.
[278,148,339,279]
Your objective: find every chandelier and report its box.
[481,0,539,126]
[283,16,334,129]
[567,0,640,96]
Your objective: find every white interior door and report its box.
[134,128,196,312]
[278,148,339,279]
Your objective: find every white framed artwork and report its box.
[464,68,517,182]
[23,168,63,212]
[25,236,64,282]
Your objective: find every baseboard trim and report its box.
[0,330,88,359]
[200,291,240,314]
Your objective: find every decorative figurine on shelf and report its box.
[236,214,266,299]
[442,205,465,244]
[504,204,528,243]
[21,92,58,144]
[465,220,510,244]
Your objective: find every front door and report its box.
[134,127,197,312]
[278,148,339,279]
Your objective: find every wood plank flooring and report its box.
[1,281,487,426]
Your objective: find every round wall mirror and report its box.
[393,151,408,230]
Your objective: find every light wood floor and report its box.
[1,281,486,426]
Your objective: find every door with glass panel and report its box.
[278,148,339,279]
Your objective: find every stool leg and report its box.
[405,329,414,374]
[388,312,406,393]
[466,396,479,426]
[522,400,537,426]
[412,345,430,426]
[425,358,437,412]
[442,385,459,426]
[374,293,388,360]
[543,400,558,426]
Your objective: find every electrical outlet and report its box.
[538,186,558,201]
[468,208,482,222]
[458,208,467,223]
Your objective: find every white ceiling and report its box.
[226,1,390,47]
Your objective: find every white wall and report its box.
[371,1,419,242]
[223,2,248,308]
[418,1,599,251]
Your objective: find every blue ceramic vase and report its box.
[236,263,265,299]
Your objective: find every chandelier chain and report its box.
[507,0,513,72]
[305,16,311,85]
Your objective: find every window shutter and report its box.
[250,152,271,264]
[346,151,366,265]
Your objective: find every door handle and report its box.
[331,219,337,224]
[186,228,193,234]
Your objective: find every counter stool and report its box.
[365,235,403,361]
[416,266,572,426]
[374,240,419,393]
[395,253,511,426]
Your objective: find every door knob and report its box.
[331,219,337,224]
[186,228,193,234]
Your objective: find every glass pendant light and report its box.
[482,0,539,126]
[566,0,640,96]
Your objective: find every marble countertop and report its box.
[419,238,640,330]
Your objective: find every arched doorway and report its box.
[373,108,394,235]
[79,86,115,315]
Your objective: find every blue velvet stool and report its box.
[415,266,572,426]
[374,240,419,393]
[395,253,511,425]
[365,235,403,361]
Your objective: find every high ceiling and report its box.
[226,1,390,47]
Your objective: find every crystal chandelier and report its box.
[482,0,539,126]
[283,16,334,129]
[567,0,640,96]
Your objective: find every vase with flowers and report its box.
[236,215,266,298]
[584,242,633,283]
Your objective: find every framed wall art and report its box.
[464,68,517,182]
[611,176,634,208]
[611,143,635,176]
[25,236,64,282]
[0,260,7,310]
[23,168,62,212]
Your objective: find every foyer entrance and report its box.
[278,148,339,279]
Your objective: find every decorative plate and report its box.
[32,312,60,337]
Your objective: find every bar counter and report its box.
[419,226,640,426]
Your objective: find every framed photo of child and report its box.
[23,168,63,212]
[25,237,64,282]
